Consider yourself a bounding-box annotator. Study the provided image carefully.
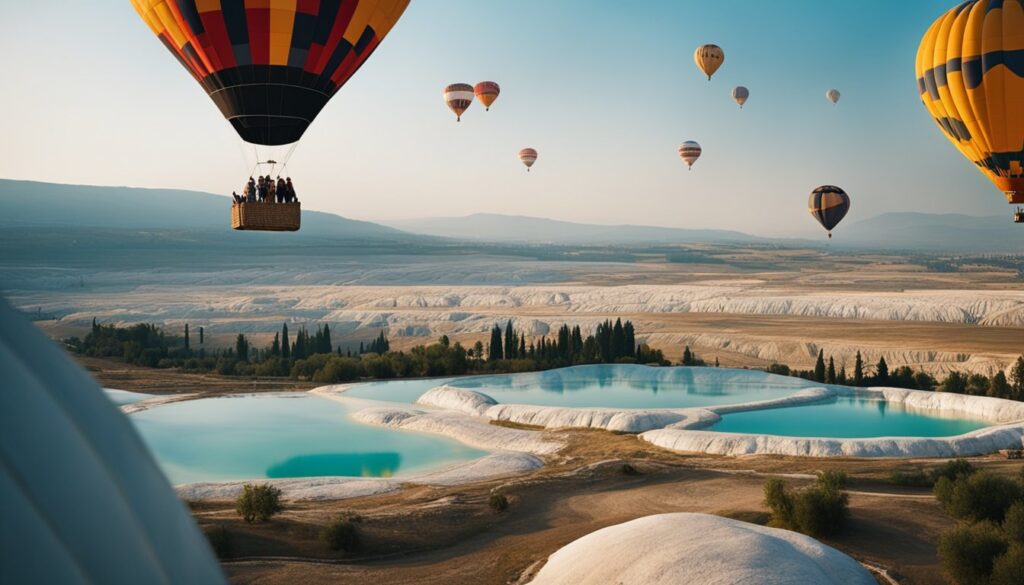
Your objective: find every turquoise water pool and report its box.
[448,365,817,409]
[344,378,456,404]
[130,394,485,484]
[711,396,988,438]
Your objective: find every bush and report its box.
[889,467,931,487]
[763,474,848,537]
[938,522,1008,585]
[936,472,1023,523]
[489,493,509,513]
[203,526,231,559]
[321,514,361,552]
[1004,502,1024,544]
[991,544,1024,585]
[931,459,975,483]
[235,483,283,523]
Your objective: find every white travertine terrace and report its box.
[527,513,876,585]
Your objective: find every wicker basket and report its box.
[231,202,301,231]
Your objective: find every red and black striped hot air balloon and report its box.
[474,81,500,111]
[130,0,410,146]
[444,83,474,121]
[808,185,851,239]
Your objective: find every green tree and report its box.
[935,472,1023,523]
[682,346,693,366]
[489,324,503,361]
[199,326,204,345]
[989,371,1012,399]
[814,350,826,383]
[941,371,969,394]
[1011,356,1024,401]
[826,356,836,384]
[184,323,190,351]
[235,483,283,523]
[875,356,889,385]
[853,351,864,386]
[281,323,290,360]
[504,320,515,360]
[235,334,249,362]
[473,340,484,362]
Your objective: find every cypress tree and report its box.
[322,324,332,354]
[1011,356,1024,401]
[814,350,826,382]
[827,356,836,384]
[271,333,280,356]
[489,324,504,361]
[519,336,526,359]
[682,346,693,366]
[199,326,204,345]
[876,356,889,385]
[612,318,625,359]
[853,351,864,386]
[184,324,190,351]
[504,320,515,360]
[235,333,249,362]
[281,323,290,360]
[623,321,636,357]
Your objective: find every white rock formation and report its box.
[528,513,875,585]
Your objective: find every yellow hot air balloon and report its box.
[694,44,724,80]
[916,0,1024,223]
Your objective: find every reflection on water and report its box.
[130,394,484,484]
[711,397,988,438]
[266,452,401,478]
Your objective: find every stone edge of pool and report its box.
[400,383,1024,458]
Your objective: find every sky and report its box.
[0,0,1009,237]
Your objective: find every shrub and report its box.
[203,526,231,559]
[489,493,509,513]
[991,544,1024,585]
[931,459,975,483]
[889,467,931,487]
[1004,502,1024,544]
[764,475,848,537]
[321,514,361,552]
[938,522,1008,585]
[235,483,283,523]
[936,472,1023,523]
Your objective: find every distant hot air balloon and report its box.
[518,148,538,171]
[474,81,501,111]
[732,86,750,108]
[916,0,1024,222]
[808,185,851,238]
[444,83,474,121]
[694,44,725,80]
[678,141,702,170]
[826,89,841,104]
[130,0,410,147]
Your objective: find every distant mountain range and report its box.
[0,179,407,240]
[1,180,1019,253]
[381,213,764,245]
[383,211,1022,253]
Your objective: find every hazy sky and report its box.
[1,0,1008,236]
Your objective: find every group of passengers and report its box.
[232,176,298,204]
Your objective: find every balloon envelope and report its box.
[915,0,1024,204]
[131,0,410,146]
[678,141,702,169]
[474,81,501,111]
[808,185,851,235]
[694,44,725,80]
[732,86,749,108]
[826,89,841,104]
[444,83,474,121]
[518,148,538,170]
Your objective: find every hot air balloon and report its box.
[678,141,702,170]
[444,83,474,121]
[826,89,841,104]
[130,0,410,231]
[916,0,1024,223]
[808,185,851,238]
[474,81,501,111]
[732,86,750,108]
[694,44,725,80]
[518,148,538,171]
